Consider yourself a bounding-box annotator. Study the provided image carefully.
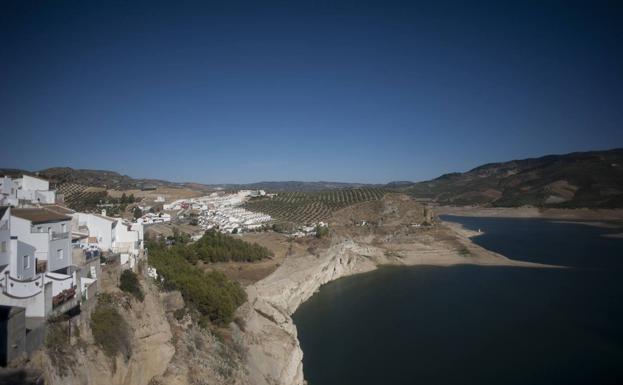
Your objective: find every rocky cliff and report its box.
[31,283,175,385]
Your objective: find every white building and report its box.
[0,206,78,318]
[74,211,143,268]
[0,177,18,207]
[138,212,171,224]
[10,208,72,274]
[75,212,116,250]
[0,175,56,206]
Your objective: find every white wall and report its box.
[44,271,74,297]
[0,289,47,318]
[10,216,72,273]
[10,217,48,263]
[35,190,56,204]
[113,220,142,256]
[78,213,114,250]
[21,175,49,192]
[0,177,18,206]
[14,239,36,280]
[4,175,55,205]
[0,208,10,267]
[1,270,42,298]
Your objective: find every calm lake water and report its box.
[292,216,623,385]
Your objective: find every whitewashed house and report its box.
[10,208,72,275]
[75,211,143,268]
[0,207,78,318]
[0,175,56,206]
[75,212,116,250]
[0,177,18,206]
[113,221,143,268]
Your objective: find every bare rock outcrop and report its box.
[238,239,389,385]
[32,282,175,385]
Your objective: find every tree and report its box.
[133,207,143,220]
[119,270,144,301]
[315,225,329,238]
[120,193,128,204]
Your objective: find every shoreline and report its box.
[434,206,623,221]
[236,219,561,385]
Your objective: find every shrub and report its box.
[147,240,247,325]
[90,294,132,359]
[133,206,143,220]
[45,317,73,375]
[45,318,69,353]
[119,269,144,301]
[315,225,329,238]
[189,230,272,263]
[457,246,471,257]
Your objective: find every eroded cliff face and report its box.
[237,238,391,385]
[32,282,175,385]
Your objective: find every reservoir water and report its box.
[292,216,623,385]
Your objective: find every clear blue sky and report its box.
[1,0,622,184]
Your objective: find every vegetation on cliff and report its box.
[119,270,144,301]
[147,237,247,325]
[90,294,132,359]
[188,230,273,263]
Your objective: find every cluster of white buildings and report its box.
[163,190,268,212]
[0,175,144,320]
[291,222,328,238]
[161,190,271,233]
[199,206,272,233]
[73,210,144,267]
[137,212,172,224]
[1,175,57,207]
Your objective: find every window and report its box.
[57,248,64,260]
[23,255,29,270]
[61,223,67,232]
[1,241,5,253]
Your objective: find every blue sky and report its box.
[1,0,622,184]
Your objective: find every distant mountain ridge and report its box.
[0,167,185,190]
[3,148,622,207]
[400,148,623,208]
[0,167,373,192]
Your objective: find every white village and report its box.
[0,174,327,368]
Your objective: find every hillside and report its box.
[244,187,387,224]
[38,167,183,190]
[0,167,184,190]
[3,148,622,208]
[401,148,623,208]
[0,167,374,193]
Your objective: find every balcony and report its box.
[50,232,69,241]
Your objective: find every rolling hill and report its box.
[3,148,622,208]
[400,148,623,208]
